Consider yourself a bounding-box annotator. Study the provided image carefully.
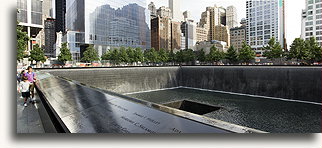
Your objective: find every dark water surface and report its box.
[127,88,321,133]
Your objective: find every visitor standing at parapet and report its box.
[18,76,31,107]
[24,66,37,103]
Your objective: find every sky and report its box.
[148,0,306,48]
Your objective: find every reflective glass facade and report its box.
[66,0,151,53]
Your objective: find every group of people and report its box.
[17,66,37,107]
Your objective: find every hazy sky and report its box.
[148,0,306,48]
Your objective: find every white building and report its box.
[301,0,322,46]
[169,0,183,22]
[55,31,63,58]
[195,40,228,54]
[226,6,238,29]
[246,0,286,56]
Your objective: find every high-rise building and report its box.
[199,10,211,40]
[181,20,197,49]
[44,18,56,58]
[157,6,172,18]
[246,0,286,55]
[65,0,151,59]
[171,21,182,50]
[151,16,172,50]
[214,25,230,47]
[151,16,181,51]
[230,25,246,51]
[301,0,322,47]
[196,26,208,42]
[169,0,183,22]
[55,0,66,33]
[226,6,238,29]
[200,6,227,41]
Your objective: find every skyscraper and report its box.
[181,20,197,49]
[230,19,246,51]
[246,0,286,55]
[151,16,181,51]
[226,6,238,29]
[65,0,151,60]
[301,0,322,47]
[169,0,183,22]
[199,5,227,42]
[148,2,157,18]
[44,18,56,58]
[55,0,66,33]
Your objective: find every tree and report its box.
[58,42,72,64]
[158,48,169,63]
[206,46,224,64]
[306,37,322,63]
[17,23,29,61]
[119,47,129,63]
[238,42,255,63]
[81,45,99,63]
[126,47,135,63]
[101,50,112,61]
[29,44,46,65]
[196,48,206,63]
[133,48,144,63]
[263,37,284,60]
[183,49,195,63]
[144,48,159,64]
[110,48,120,64]
[288,38,309,62]
[175,50,185,63]
[168,49,176,63]
[225,46,238,63]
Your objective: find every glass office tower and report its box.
[65,0,151,58]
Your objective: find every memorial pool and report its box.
[127,88,321,133]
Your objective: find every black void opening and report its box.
[163,100,221,115]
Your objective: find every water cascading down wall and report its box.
[44,66,321,104]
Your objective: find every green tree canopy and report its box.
[175,50,185,63]
[101,50,112,61]
[168,49,176,63]
[144,48,159,63]
[238,42,255,63]
[110,48,120,64]
[158,48,169,63]
[225,46,238,63]
[133,48,144,63]
[119,47,129,63]
[306,37,322,63]
[29,44,46,64]
[17,24,29,61]
[183,49,195,63]
[206,46,224,63]
[126,47,135,63]
[263,37,284,59]
[81,45,99,63]
[288,38,310,61]
[58,42,72,63]
[196,48,206,62]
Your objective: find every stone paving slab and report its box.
[16,86,45,133]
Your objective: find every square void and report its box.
[163,100,221,115]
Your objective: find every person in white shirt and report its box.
[18,76,31,107]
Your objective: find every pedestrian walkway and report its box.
[16,85,45,133]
